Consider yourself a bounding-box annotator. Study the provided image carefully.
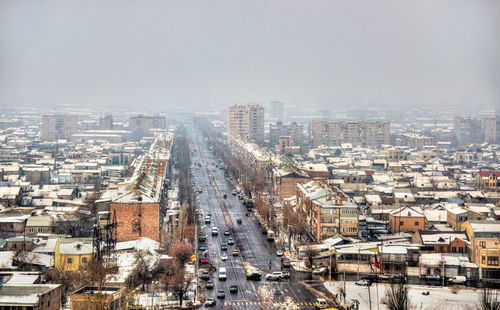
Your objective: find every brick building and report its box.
[388,206,425,234]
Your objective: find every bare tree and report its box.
[128,250,155,291]
[479,285,500,310]
[303,244,319,269]
[168,267,194,307]
[170,240,193,267]
[384,281,409,310]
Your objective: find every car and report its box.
[312,267,327,275]
[282,260,291,268]
[227,237,234,245]
[221,243,228,251]
[200,256,208,264]
[449,275,467,284]
[224,229,230,236]
[206,281,214,289]
[217,290,225,298]
[232,190,237,195]
[229,285,238,293]
[223,194,227,199]
[246,272,262,280]
[204,216,211,224]
[232,249,239,256]
[201,271,210,280]
[266,271,283,281]
[221,253,228,261]
[198,245,207,251]
[237,218,242,225]
[362,274,379,283]
[211,227,218,236]
[199,235,206,242]
[281,271,291,279]
[276,250,284,256]
[355,279,371,286]
[205,298,216,306]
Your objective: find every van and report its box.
[219,267,227,280]
[449,275,466,284]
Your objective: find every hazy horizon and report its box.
[1,0,499,112]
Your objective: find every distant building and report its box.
[483,118,498,143]
[311,120,390,148]
[462,220,500,279]
[0,284,61,309]
[41,115,78,140]
[55,239,92,272]
[269,101,284,119]
[453,117,482,145]
[129,115,166,139]
[388,206,425,234]
[278,136,294,154]
[269,121,304,146]
[227,104,264,144]
[99,115,114,130]
[71,286,126,310]
[476,171,500,191]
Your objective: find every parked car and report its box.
[205,298,216,306]
[362,274,379,282]
[206,281,214,289]
[276,250,284,256]
[282,260,291,268]
[312,267,327,275]
[201,271,210,280]
[355,279,371,286]
[200,256,208,264]
[281,271,291,279]
[199,245,207,251]
[266,271,283,281]
[229,285,238,293]
[449,275,466,284]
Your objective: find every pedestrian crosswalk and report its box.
[223,301,315,307]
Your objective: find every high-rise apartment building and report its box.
[227,104,264,143]
[269,101,284,119]
[269,121,304,146]
[484,118,498,143]
[41,115,78,140]
[129,115,166,139]
[453,117,482,145]
[99,115,113,130]
[311,120,390,148]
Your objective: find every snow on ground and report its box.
[325,281,484,310]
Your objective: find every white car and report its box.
[276,250,284,256]
[221,253,228,261]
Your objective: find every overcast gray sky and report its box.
[1,0,499,112]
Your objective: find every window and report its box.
[459,247,464,254]
[452,247,457,253]
[37,228,43,233]
[482,256,486,265]
[29,228,34,233]
[82,257,88,263]
[400,221,404,226]
[487,256,499,266]
[415,221,419,226]
[67,258,73,264]
[479,241,486,248]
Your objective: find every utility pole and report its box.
[357,245,360,280]
[368,284,372,310]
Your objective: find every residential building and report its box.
[453,150,483,164]
[447,207,486,231]
[41,115,78,140]
[273,168,309,201]
[296,180,359,241]
[412,231,468,254]
[6,236,34,251]
[278,136,294,154]
[476,171,500,191]
[453,116,482,145]
[388,206,425,233]
[311,120,390,148]
[269,121,304,146]
[99,115,113,130]
[462,220,500,279]
[25,216,53,238]
[54,239,93,272]
[227,104,264,144]
[269,101,284,119]
[386,148,408,161]
[70,169,101,184]
[24,167,51,185]
[0,284,61,310]
[70,286,125,310]
[128,115,166,139]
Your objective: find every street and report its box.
[190,128,318,309]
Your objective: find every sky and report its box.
[0,0,499,112]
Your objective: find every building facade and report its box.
[227,104,264,144]
[453,117,482,145]
[42,115,78,140]
[129,115,166,139]
[99,115,114,130]
[311,120,390,148]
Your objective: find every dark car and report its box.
[201,271,210,280]
[282,260,291,268]
[247,273,262,281]
[237,218,242,225]
[217,290,225,299]
[224,229,230,236]
[227,237,234,245]
[223,194,227,199]
[362,274,379,283]
[205,298,216,306]
[229,285,238,293]
[199,245,207,251]
[199,235,206,242]
[206,281,214,289]
[221,243,228,251]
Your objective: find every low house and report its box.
[70,286,126,310]
[412,231,468,254]
[447,207,486,231]
[388,206,425,234]
[6,236,34,251]
[0,284,61,309]
[25,215,53,238]
[55,239,93,272]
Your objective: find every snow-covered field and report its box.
[325,281,484,310]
